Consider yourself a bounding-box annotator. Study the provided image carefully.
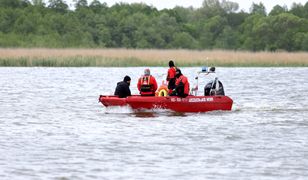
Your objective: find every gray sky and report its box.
[66,0,307,12]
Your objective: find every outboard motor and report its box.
[204,77,225,96]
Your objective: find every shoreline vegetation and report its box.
[0,48,307,67]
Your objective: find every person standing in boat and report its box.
[166,60,177,94]
[114,75,131,98]
[137,68,158,96]
[173,68,190,98]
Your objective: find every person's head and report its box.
[168,60,175,67]
[144,68,150,76]
[209,67,215,72]
[175,68,182,78]
[123,75,131,86]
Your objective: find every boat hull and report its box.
[99,95,233,113]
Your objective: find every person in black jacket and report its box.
[114,75,131,98]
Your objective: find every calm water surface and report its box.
[0,67,307,180]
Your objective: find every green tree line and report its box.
[0,0,308,51]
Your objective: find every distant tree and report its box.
[250,2,266,16]
[215,26,240,49]
[301,33,308,50]
[0,8,22,33]
[155,13,179,47]
[269,5,287,16]
[0,0,18,8]
[240,14,265,51]
[201,0,225,18]
[304,2,308,18]
[48,0,68,13]
[227,11,249,27]
[32,0,45,6]
[198,15,228,49]
[289,3,306,18]
[89,0,107,14]
[14,11,37,34]
[0,32,22,47]
[0,0,307,51]
[73,0,87,9]
[220,0,239,13]
[265,13,306,51]
[172,32,198,49]
[200,0,239,18]
[0,0,30,8]
[206,16,227,37]
[172,6,194,24]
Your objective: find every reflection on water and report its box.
[0,67,307,179]
[133,111,157,118]
[132,111,188,118]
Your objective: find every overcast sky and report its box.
[66,0,307,12]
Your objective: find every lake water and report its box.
[0,67,307,180]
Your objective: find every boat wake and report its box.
[233,102,308,113]
[101,106,187,117]
[103,106,133,114]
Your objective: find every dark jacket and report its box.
[114,81,131,98]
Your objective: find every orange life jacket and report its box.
[138,75,158,96]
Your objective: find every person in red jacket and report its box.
[137,68,158,96]
[166,60,177,93]
[173,68,190,98]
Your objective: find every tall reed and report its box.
[0,48,307,67]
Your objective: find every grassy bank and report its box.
[0,48,308,67]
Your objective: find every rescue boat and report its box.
[99,67,233,113]
[99,95,233,113]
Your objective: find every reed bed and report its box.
[0,48,307,67]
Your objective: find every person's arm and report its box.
[137,78,141,91]
[152,77,158,91]
[127,88,131,96]
[166,69,173,81]
[126,84,131,96]
[182,76,188,84]
[166,69,170,81]
[184,77,190,95]
[175,77,180,86]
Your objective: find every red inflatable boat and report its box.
[99,95,233,113]
[100,67,233,113]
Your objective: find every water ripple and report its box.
[0,67,307,179]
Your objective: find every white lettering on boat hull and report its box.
[170,97,214,103]
[188,98,214,103]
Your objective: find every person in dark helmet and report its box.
[114,75,131,98]
[172,68,190,98]
[166,60,177,93]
